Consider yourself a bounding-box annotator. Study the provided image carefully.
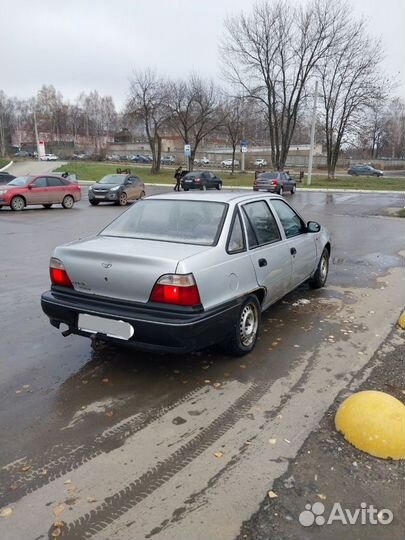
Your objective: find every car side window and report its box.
[47,177,63,187]
[271,199,305,238]
[32,177,47,187]
[242,201,281,248]
[227,211,246,254]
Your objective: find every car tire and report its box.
[309,248,329,289]
[89,200,99,206]
[278,186,284,196]
[43,204,52,209]
[224,295,261,357]
[183,187,189,191]
[140,191,146,199]
[216,182,222,190]
[118,192,128,206]
[62,195,74,209]
[291,184,296,194]
[10,196,25,211]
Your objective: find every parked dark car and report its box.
[131,154,150,163]
[14,150,30,157]
[181,171,222,191]
[253,172,296,195]
[347,164,383,177]
[0,171,16,185]
[88,174,145,206]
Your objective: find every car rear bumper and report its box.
[41,288,241,353]
[253,186,278,192]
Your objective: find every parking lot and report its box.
[0,185,404,539]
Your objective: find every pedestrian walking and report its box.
[174,166,182,191]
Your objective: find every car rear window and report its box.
[100,199,228,246]
[257,173,278,180]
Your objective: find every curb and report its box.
[0,160,13,172]
[77,181,404,195]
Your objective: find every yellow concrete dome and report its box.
[335,390,405,460]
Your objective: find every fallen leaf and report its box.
[0,507,13,518]
[271,341,279,347]
[213,382,221,388]
[63,480,72,485]
[86,496,97,503]
[204,379,211,384]
[39,469,48,476]
[101,378,109,383]
[213,451,224,458]
[53,504,65,517]
[284,438,291,444]
[22,384,30,389]
[318,494,327,500]
[51,527,61,537]
[53,520,64,528]
[9,482,18,490]
[269,438,277,445]
[105,411,113,417]
[239,364,247,369]
[21,465,32,472]
[15,390,22,394]
[268,490,278,499]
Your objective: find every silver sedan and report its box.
[41,192,330,356]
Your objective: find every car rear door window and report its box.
[271,199,305,238]
[227,211,246,253]
[242,201,281,248]
[47,177,63,187]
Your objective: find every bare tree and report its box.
[126,70,169,173]
[221,0,347,170]
[317,19,385,178]
[221,97,244,174]
[168,75,224,170]
[0,91,15,157]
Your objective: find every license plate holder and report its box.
[78,313,134,340]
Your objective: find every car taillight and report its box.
[271,180,278,185]
[150,274,201,306]
[195,177,201,183]
[49,257,73,288]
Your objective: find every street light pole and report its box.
[33,107,40,161]
[307,80,318,186]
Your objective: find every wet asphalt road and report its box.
[0,187,404,540]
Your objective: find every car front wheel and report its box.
[10,196,25,211]
[118,192,128,206]
[224,295,261,356]
[291,184,296,194]
[309,248,329,289]
[216,182,222,190]
[278,186,284,196]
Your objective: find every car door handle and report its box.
[258,258,267,267]
[290,247,297,256]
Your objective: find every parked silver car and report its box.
[41,192,330,356]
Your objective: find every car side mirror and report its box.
[307,221,321,233]
[28,184,33,189]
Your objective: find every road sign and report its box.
[240,139,248,153]
[184,144,191,157]
[241,145,248,153]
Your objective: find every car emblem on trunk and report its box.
[102,263,112,268]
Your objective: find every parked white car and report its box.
[253,158,268,168]
[41,192,330,356]
[221,158,240,168]
[40,154,59,161]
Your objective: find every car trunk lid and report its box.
[55,235,211,303]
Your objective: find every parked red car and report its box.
[0,175,81,211]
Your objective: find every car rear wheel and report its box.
[118,192,128,206]
[42,204,52,209]
[62,195,74,209]
[216,182,222,190]
[309,248,329,289]
[139,190,146,199]
[224,295,261,356]
[89,200,99,206]
[10,196,25,211]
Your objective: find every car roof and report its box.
[147,191,284,204]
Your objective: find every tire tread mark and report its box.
[0,386,204,506]
[56,381,269,540]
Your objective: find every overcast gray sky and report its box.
[2,0,404,109]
